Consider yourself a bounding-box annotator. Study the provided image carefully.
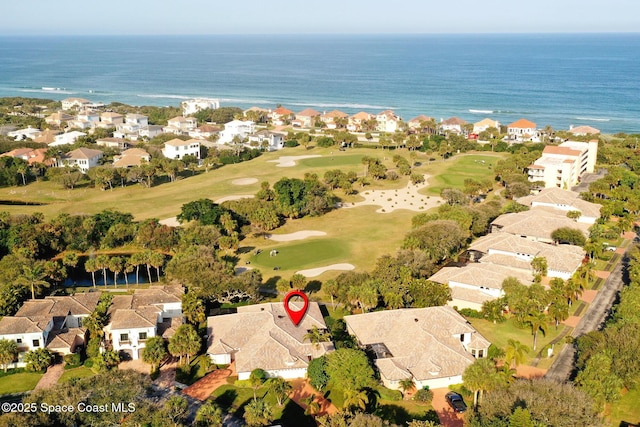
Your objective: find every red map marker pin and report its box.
[283,290,309,326]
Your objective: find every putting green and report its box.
[426,154,499,195]
[249,238,349,271]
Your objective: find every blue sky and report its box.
[2,0,639,35]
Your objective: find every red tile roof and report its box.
[296,108,321,117]
[273,107,294,116]
[508,118,537,129]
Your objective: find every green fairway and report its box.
[424,154,503,195]
[249,238,349,271]
[0,372,43,395]
[298,154,364,168]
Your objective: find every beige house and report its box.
[517,187,601,224]
[270,107,295,126]
[58,147,103,172]
[527,141,598,190]
[96,137,129,150]
[490,207,591,244]
[440,117,467,134]
[165,116,199,135]
[293,108,321,128]
[473,118,500,135]
[344,307,490,390]
[407,115,436,132]
[348,111,375,132]
[98,112,125,128]
[113,148,150,168]
[568,125,600,136]
[45,111,74,127]
[61,97,92,110]
[206,302,334,380]
[320,110,349,129]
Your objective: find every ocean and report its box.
[0,34,639,133]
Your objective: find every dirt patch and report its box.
[119,359,151,374]
[268,230,327,242]
[562,316,581,327]
[159,217,180,227]
[594,270,610,279]
[214,194,255,204]
[296,263,355,278]
[267,155,321,167]
[515,365,547,379]
[288,378,337,416]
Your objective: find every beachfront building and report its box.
[189,124,222,141]
[50,131,87,147]
[293,108,321,128]
[96,137,129,150]
[45,111,74,127]
[527,140,599,189]
[61,98,92,111]
[473,118,501,135]
[219,120,255,144]
[57,147,103,172]
[113,114,151,140]
[440,117,467,134]
[181,98,220,116]
[98,112,125,128]
[348,111,375,132]
[344,307,490,390]
[7,127,41,141]
[247,130,286,151]
[516,187,601,224]
[568,125,600,136]
[320,110,349,129]
[507,118,539,142]
[206,302,334,380]
[67,110,101,130]
[164,116,199,135]
[162,138,200,160]
[270,107,295,126]
[113,148,151,168]
[376,110,401,133]
[408,115,436,133]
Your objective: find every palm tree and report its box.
[248,368,267,401]
[462,358,502,410]
[398,377,416,398]
[564,277,585,306]
[95,255,110,287]
[525,312,548,351]
[195,401,223,427]
[302,395,320,416]
[303,326,330,349]
[16,263,49,299]
[109,256,124,288]
[130,252,145,284]
[149,251,164,282]
[123,257,134,287]
[342,388,369,412]
[84,258,98,288]
[266,377,293,407]
[243,398,273,427]
[504,339,530,370]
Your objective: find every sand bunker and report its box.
[296,263,355,278]
[268,155,321,167]
[159,217,180,227]
[214,194,255,204]
[342,175,443,213]
[268,230,327,242]
[232,177,259,185]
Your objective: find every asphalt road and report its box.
[545,249,629,382]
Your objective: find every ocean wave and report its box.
[469,109,494,114]
[136,94,193,100]
[219,98,273,105]
[288,101,393,110]
[19,88,76,95]
[575,117,610,122]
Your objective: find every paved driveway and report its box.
[431,388,464,427]
[182,362,235,401]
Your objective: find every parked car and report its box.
[605,246,617,252]
[445,392,467,413]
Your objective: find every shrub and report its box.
[386,171,399,181]
[63,353,82,368]
[285,140,299,147]
[458,308,483,319]
[414,388,433,403]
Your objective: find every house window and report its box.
[120,333,129,342]
[460,334,465,342]
[32,339,40,347]
[16,339,22,344]
[478,349,484,358]
[139,332,147,340]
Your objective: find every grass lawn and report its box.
[422,153,506,196]
[58,366,96,383]
[210,384,315,426]
[467,317,567,364]
[0,371,43,395]
[249,238,350,271]
[298,153,364,169]
[608,387,640,427]
[175,355,213,386]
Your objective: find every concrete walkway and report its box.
[34,362,65,390]
[182,363,235,401]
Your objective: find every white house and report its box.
[96,137,129,150]
[98,112,125,128]
[58,147,103,172]
[206,302,333,380]
[182,98,220,116]
[348,111,375,132]
[344,307,490,390]
[507,118,539,142]
[50,131,87,147]
[527,141,599,190]
[516,187,601,224]
[61,98,92,111]
[7,127,41,141]
[376,110,401,133]
[440,117,467,134]
[162,138,200,160]
[247,130,285,151]
[164,116,199,135]
[219,120,255,144]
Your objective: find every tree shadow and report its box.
[221,254,239,265]
[304,280,322,294]
[237,246,256,254]
[264,276,281,291]
[213,389,237,412]
[376,403,412,425]
[277,399,316,427]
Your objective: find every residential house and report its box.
[188,124,222,141]
[50,131,87,147]
[106,286,183,360]
[320,110,349,129]
[98,112,125,128]
[568,125,600,136]
[96,137,129,150]
[270,107,295,126]
[467,233,585,280]
[114,114,150,140]
[527,140,599,190]
[507,118,538,142]
[113,148,150,168]
[0,293,101,368]
[490,206,591,244]
[138,125,164,140]
[344,307,490,390]
[247,130,286,151]
[473,118,501,135]
[0,148,53,166]
[429,262,534,310]
[61,97,92,111]
[0,148,34,162]
[293,108,321,128]
[348,111,375,132]
[67,110,101,130]
[407,115,436,133]
[516,187,601,224]
[33,130,61,145]
[45,111,73,127]
[219,120,255,144]
[439,117,467,134]
[206,302,334,380]
[182,98,220,116]
[162,138,200,160]
[58,147,103,172]
[376,110,401,133]
[7,127,41,141]
[164,116,199,135]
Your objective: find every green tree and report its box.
[84,258,98,288]
[530,256,548,277]
[463,358,503,409]
[266,377,293,407]
[16,262,50,300]
[142,336,167,372]
[509,407,536,427]
[575,353,623,409]
[108,256,124,288]
[325,348,376,392]
[182,292,206,325]
[303,325,330,349]
[342,388,369,412]
[163,395,189,427]
[195,401,223,427]
[243,398,274,427]
[307,356,329,391]
[168,324,201,366]
[525,312,548,351]
[95,254,110,287]
[94,350,120,372]
[249,368,267,400]
[0,339,18,372]
[504,339,530,370]
[399,377,416,398]
[24,348,54,372]
[550,227,586,246]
